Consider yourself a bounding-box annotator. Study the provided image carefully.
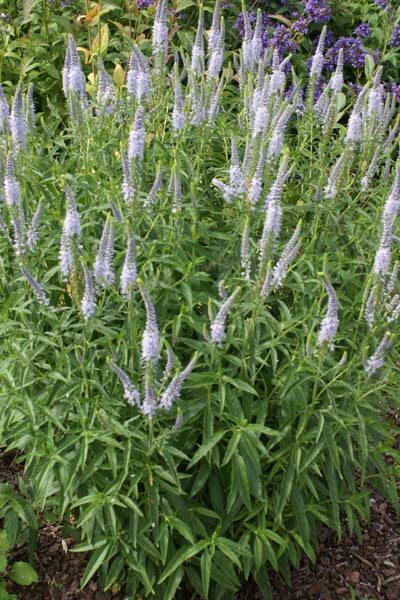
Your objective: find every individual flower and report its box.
[0,83,9,133]
[240,218,251,280]
[27,201,43,251]
[120,234,137,296]
[96,59,115,114]
[207,17,225,79]
[267,106,292,159]
[152,0,169,61]
[121,152,135,204]
[140,288,160,363]
[317,279,339,349]
[159,354,197,411]
[271,222,301,288]
[94,217,115,288]
[142,375,157,417]
[4,152,20,207]
[208,0,221,54]
[81,264,96,321]
[210,288,240,345]
[364,332,392,377]
[21,267,50,307]
[134,46,151,101]
[128,105,145,162]
[260,262,273,298]
[24,83,35,130]
[144,166,162,207]
[172,65,185,131]
[10,84,26,150]
[64,185,80,237]
[259,154,289,263]
[309,26,327,82]
[191,6,204,74]
[110,363,140,406]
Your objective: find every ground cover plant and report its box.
[0,1,400,598]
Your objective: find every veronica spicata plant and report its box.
[0,3,399,599]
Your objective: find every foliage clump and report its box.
[0,3,399,599]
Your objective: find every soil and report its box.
[1,451,400,600]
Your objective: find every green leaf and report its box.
[291,485,310,546]
[9,562,38,586]
[222,376,258,396]
[236,455,251,510]
[158,540,209,584]
[0,554,7,573]
[80,543,111,588]
[0,531,9,554]
[200,550,211,598]
[275,459,295,527]
[0,581,16,600]
[254,569,273,600]
[175,0,196,9]
[222,430,241,466]
[162,566,184,600]
[188,431,227,468]
[168,516,195,544]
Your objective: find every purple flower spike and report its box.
[365,332,392,377]
[317,279,339,349]
[152,0,169,61]
[128,105,145,162]
[10,85,26,150]
[4,152,21,207]
[110,362,140,406]
[391,26,400,48]
[210,288,240,346]
[140,288,160,363]
[81,264,96,321]
[191,6,204,74]
[271,222,302,288]
[94,217,115,288]
[21,266,50,307]
[27,201,43,251]
[0,83,10,133]
[120,234,137,297]
[142,375,157,418]
[159,354,197,411]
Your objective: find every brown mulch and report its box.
[267,494,400,600]
[1,452,119,600]
[2,451,400,600]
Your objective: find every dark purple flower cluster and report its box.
[386,83,400,102]
[325,35,367,71]
[46,0,74,7]
[292,16,309,35]
[391,26,400,48]
[353,23,371,39]
[272,24,298,60]
[234,11,296,60]
[137,0,153,8]
[234,11,271,38]
[374,0,389,9]
[303,0,331,24]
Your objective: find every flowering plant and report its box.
[0,2,399,598]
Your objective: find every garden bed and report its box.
[3,451,400,600]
